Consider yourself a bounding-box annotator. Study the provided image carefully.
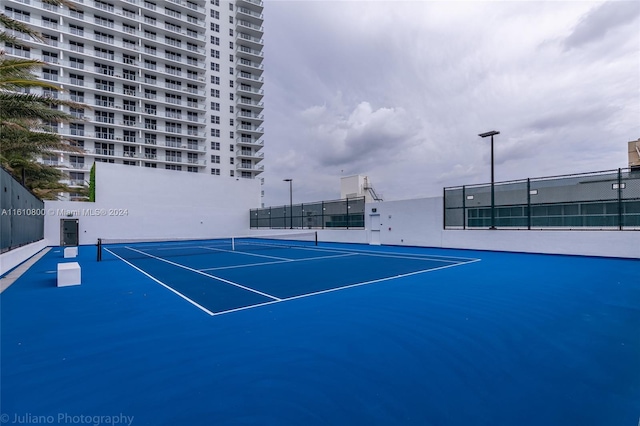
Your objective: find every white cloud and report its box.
[300,101,420,168]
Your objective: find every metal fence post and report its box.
[527,178,531,230]
[346,198,350,229]
[618,168,623,230]
[462,186,466,230]
[442,187,446,229]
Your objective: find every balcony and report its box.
[236,58,264,73]
[237,98,264,111]
[236,7,263,25]
[237,71,264,85]
[237,123,264,136]
[236,32,264,49]
[237,46,263,64]
[60,179,88,187]
[237,150,264,161]
[236,20,263,38]
[237,110,264,121]
[236,137,264,149]
[237,85,264,100]
[237,0,264,9]
[236,163,264,173]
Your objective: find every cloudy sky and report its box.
[259,0,640,206]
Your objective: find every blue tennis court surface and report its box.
[1,242,639,426]
[104,240,478,315]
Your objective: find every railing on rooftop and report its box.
[250,197,365,229]
[443,168,640,230]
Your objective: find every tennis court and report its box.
[1,239,638,426]
[99,233,479,315]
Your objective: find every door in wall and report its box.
[60,219,79,246]
[369,213,381,245]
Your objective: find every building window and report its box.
[123,131,136,143]
[211,142,220,150]
[123,145,136,157]
[144,148,157,159]
[211,155,220,164]
[144,134,157,145]
[211,168,220,175]
[95,142,115,155]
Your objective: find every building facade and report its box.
[3,0,264,200]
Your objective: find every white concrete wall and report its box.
[366,197,444,247]
[360,196,640,259]
[318,229,368,245]
[341,175,365,199]
[44,163,261,246]
[0,239,48,276]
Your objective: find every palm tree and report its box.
[1,3,89,199]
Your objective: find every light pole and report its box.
[283,178,293,229]
[478,130,500,230]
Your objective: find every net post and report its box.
[315,231,318,246]
[97,238,102,262]
[232,237,235,251]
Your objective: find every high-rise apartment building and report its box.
[3,0,264,200]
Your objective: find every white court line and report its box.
[199,245,292,261]
[123,246,281,301]
[279,244,480,262]
[209,258,482,317]
[198,252,359,272]
[105,247,216,316]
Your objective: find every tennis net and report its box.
[97,232,318,261]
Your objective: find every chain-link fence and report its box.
[444,168,640,230]
[250,197,365,229]
[1,167,45,253]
